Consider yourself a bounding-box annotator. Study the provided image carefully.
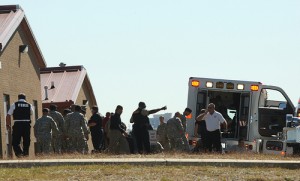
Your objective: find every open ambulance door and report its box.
[196,90,208,117]
[237,93,250,139]
[258,86,295,137]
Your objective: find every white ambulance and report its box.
[296,98,300,118]
[186,77,296,154]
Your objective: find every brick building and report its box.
[40,65,98,152]
[0,5,46,158]
[40,65,98,119]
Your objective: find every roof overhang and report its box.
[0,5,46,68]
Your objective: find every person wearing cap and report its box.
[156,116,170,151]
[178,108,192,151]
[80,108,90,153]
[102,112,111,149]
[6,93,33,158]
[194,109,208,152]
[34,108,59,154]
[62,108,72,151]
[64,105,90,153]
[48,104,65,154]
[87,106,103,153]
[166,112,185,151]
[107,105,130,154]
[131,102,166,154]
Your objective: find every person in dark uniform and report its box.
[107,105,130,154]
[6,93,33,157]
[130,102,166,154]
[194,109,208,152]
[87,106,103,153]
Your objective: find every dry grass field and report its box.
[0,152,300,180]
[28,151,300,160]
[0,164,299,181]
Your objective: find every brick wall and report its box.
[0,27,43,159]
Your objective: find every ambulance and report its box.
[296,98,300,118]
[186,77,297,154]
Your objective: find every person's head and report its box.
[105,112,111,117]
[74,105,81,112]
[174,112,181,118]
[42,108,49,115]
[64,108,71,116]
[18,93,26,100]
[159,116,164,124]
[138,102,146,109]
[207,103,215,114]
[49,104,57,111]
[91,106,98,114]
[115,105,123,115]
[184,108,192,116]
[200,109,206,114]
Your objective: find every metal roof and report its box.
[0,5,46,67]
[40,66,97,106]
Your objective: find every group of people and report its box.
[6,93,229,158]
[156,108,192,152]
[6,93,105,157]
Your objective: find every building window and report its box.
[3,94,10,114]
[33,100,38,121]
[83,100,88,105]
[3,94,11,157]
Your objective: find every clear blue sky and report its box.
[3,1,300,125]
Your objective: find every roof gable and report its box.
[0,5,46,68]
[40,66,97,106]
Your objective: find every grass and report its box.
[0,164,299,180]
[2,152,300,180]
[15,151,300,161]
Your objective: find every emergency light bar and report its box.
[206,81,213,88]
[216,82,224,88]
[191,80,200,87]
[191,79,260,91]
[226,82,234,89]
[251,85,259,91]
[237,84,244,90]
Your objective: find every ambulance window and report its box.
[259,89,289,109]
[258,88,294,137]
[197,92,207,116]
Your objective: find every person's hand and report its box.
[6,125,11,131]
[161,106,167,110]
[88,122,97,127]
[85,134,89,140]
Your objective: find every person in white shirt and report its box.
[196,103,227,153]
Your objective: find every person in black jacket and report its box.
[131,102,166,154]
[6,93,33,157]
[88,106,103,153]
[107,105,130,154]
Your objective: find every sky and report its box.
[2,1,300,126]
